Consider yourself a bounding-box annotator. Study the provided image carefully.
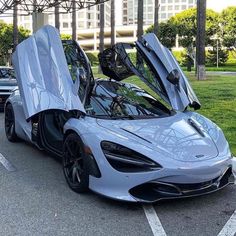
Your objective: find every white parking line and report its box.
[143,204,167,236]
[0,153,16,172]
[217,210,236,236]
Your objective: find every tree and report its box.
[99,3,105,72]
[206,45,228,66]
[196,0,206,80]
[110,0,115,46]
[72,0,77,40]
[137,0,143,39]
[146,20,177,49]
[172,8,219,72]
[154,0,159,36]
[220,7,236,58]
[13,3,18,51]
[55,0,60,30]
[0,21,30,65]
[99,3,105,53]
[61,34,72,40]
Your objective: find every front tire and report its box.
[5,103,19,142]
[63,133,89,193]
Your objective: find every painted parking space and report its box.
[152,186,236,236]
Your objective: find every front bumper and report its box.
[129,167,234,202]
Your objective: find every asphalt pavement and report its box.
[0,112,235,236]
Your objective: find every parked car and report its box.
[5,25,234,202]
[0,67,17,111]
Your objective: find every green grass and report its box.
[181,65,236,72]
[188,74,236,154]
[172,49,236,72]
[93,68,236,154]
[204,64,236,72]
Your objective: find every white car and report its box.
[0,67,17,111]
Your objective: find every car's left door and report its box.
[12,25,85,120]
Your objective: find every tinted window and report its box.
[86,81,170,119]
[124,45,165,97]
[63,41,92,101]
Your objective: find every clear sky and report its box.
[207,0,236,12]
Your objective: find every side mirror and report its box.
[167,69,180,85]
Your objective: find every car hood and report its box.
[96,113,219,162]
[12,25,85,119]
[99,33,200,112]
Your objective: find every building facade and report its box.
[123,0,196,25]
[1,0,196,51]
[18,2,111,33]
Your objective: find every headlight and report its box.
[101,141,162,172]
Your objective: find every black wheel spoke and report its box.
[5,107,15,137]
[66,142,74,157]
[63,137,85,186]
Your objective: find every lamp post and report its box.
[8,48,13,66]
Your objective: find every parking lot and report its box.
[0,112,235,236]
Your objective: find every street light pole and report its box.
[196,0,207,80]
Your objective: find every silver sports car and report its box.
[5,25,234,202]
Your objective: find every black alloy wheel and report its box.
[5,103,19,142]
[63,133,89,193]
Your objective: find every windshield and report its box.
[0,68,15,79]
[85,80,171,119]
[99,43,169,104]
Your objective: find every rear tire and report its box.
[63,133,89,193]
[5,103,19,142]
